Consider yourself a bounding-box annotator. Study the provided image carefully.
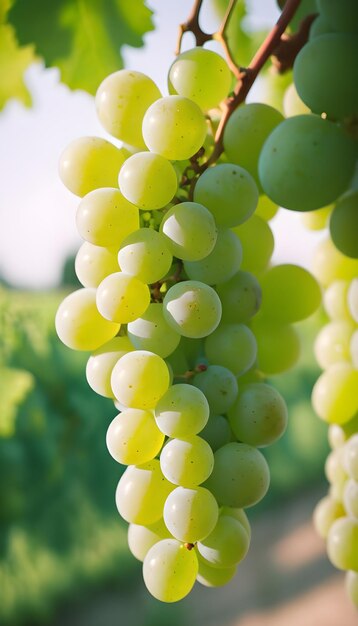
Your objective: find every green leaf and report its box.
[0,367,35,437]
[8,0,154,95]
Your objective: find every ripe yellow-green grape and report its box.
[118,152,178,210]
[59,137,126,197]
[312,238,358,287]
[301,205,332,231]
[106,408,164,466]
[127,303,180,359]
[343,435,358,481]
[197,515,250,568]
[143,539,198,603]
[233,215,274,274]
[160,436,214,488]
[314,320,355,369]
[323,280,352,321]
[142,95,207,161]
[86,335,134,398]
[313,496,346,539]
[220,507,251,540]
[163,486,219,543]
[192,364,238,415]
[111,350,170,410]
[327,517,358,571]
[325,449,348,500]
[163,280,222,339]
[95,70,161,148]
[196,552,237,588]
[312,363,358,424]
[118,228,172,284]
[116,460,174,525]
[55,288,120,351]
[184,228,242,285]
[127,518,171,562]
[348,279,358,323]
[75,242,120,288]
[205,324,257,377]
[160,201,217,262]
[96,272,150,324]
[328,424,347,450]
[168,47,232,111]
[216,271,262,324]
[76,188,139,248]
[343,479,358,519]
[254,194,279,221]
[154,384,209,438]
[251,318,300,375]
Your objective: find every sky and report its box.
[0,0,325,289]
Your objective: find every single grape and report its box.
[314,320,355,369]
[127,518,171,562]
[200,415,231,452]
[317,0,358,33]
[127,303,180,358]
[196,552,237,588]
[59,137,126,196]
[96,272,150,323]
[301,205,332,231]
[251,317,300,375]
[343,435,358,481]
[343,479,358,519]
[216,271,262,324]
[348,279,358,322]
[327,517,358,571]
[155,384,209,438]
[75,242,119,288]
[86,335,134,398]
[118,228,172,284]
[160,201,217,261]
[324,280,351,320]
[106,408,165,465]
[142,95,207,161]
[118,152,178,210]
[143,539,198,602]
[55,288,120,351]
[111,350,170,410]
[76,188,139,248]
[205,324,257,376]
[220,507,251,539]
[328,424,347,450]
[160,436,214,487]
[313,496,346,539]
[192,365,238,415]
[163,486,219,543]
[197,514,250,568]
[184,228,242,285]
[312,363,358,424]
[115,460,174,525]
[260,264,321,323]
[312,239,358,287]
[95,70,161,148]
[255,194,279,221]
[193,163,258,228]
[330,191,358,259]
[163,280,222,339]
[205,442,270,508]
[233,215,274,274]
[351,331,358,368]
[258,115,357,212]
[168,47,232,111]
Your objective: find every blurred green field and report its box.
[0,286,329,625]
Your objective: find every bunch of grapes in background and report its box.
[54,0,357,605]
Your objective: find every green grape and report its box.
[143,539,198,602]
[312,363,358,424]
[301,205,332,231]
[205,324,257,376]
[348,279,358,322]
[205,442,270,508]
[111,350,170,410]
[220,507,251,540]
[223,103,284,187]
[59,137,126,197]
[343,435,358,481]
[313,239,358,287]
[328,424,347,450]
[118,228,172,284]
[283,83,311,117]
[155,384,209,438]
[259,264,322,323]
[197,514,250,568]
[127,303,180,358]
[118,152,178,210]
[216,271,262,324]
[75,242,119,288]
[228,383,288,447]
[294,34,358,120]
[313,496,346,539]
[193,163,258,228]
[309,14,337,39]
[55,288,120,351]
[96,272,150,323]
[76,188,139,247]
[351,331,358,368]
[317,0,358,34]
[314,320,355,369]
[163,280,222,339]
[251,317,300,375]
[325,449,348,501]
[86,335,134,398]
[233,215,274,274]
[179,336,204,369]
[324,280,351,320]
[127,518,171,562]
[106,408,165,466]
[255,194,279,221]
[346,570,358,607]
[327,517,358,571]
[258,115,357,212]
[196,552,236,588]
[184,228,242,285]
[115,460,174,525]
[160,436,214,487]
[344,479,358,518]
[142,95,207,161]
[192,365,238,415]
[160,201,217,262]
[200,414,231,452]
[165,346,190,381]
[95,70,161,148]
[163,486,219,543]
[330,192,358,259]
[168,47,232,111]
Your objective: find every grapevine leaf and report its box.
[0,367,35,437]
[8,0,154,95]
